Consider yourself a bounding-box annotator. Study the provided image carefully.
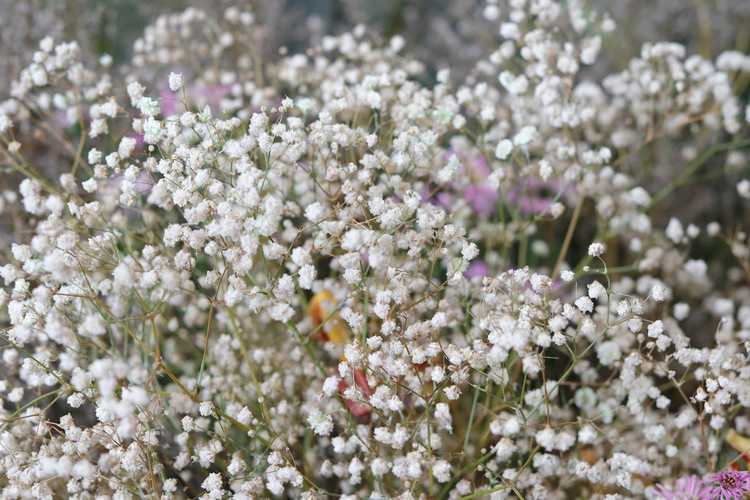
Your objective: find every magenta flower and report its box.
[654,475,711,499]
[708,470,750,499]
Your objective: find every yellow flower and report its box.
[727,429,750,455]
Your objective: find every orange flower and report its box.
[307,290,349,344]
[579,447,598,465]
[309,291,373,418]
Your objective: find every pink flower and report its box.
[654,475,711,499]
[708,470,750,499]
[192,83,232,112]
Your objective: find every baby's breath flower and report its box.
[168,72,183,92]
[0,3,748,498]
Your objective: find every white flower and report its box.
[596,341,621,366]
[168,72,183,92]
[437,154,460,183]
[307,410,333,436]
[305,202,326,222]
[513,126,537,146]
[587,281,606,300]
[461,241,479,261]
[495,139,513,160]
[298,264,316,290]
[0,113,12,134]
[199,401,215,416]
[575,296,594,314]
[236,407,252,426]
[738,179,750,199]
[435,402,452,432]
[587,242,605,257]
[433,460,452,483]
[142,117,162,144]
[322,376,339,397]
[535,427,556,451]
[651,283,669,302]
[127,81,145,104]
[81,178,97,193]
[666,218,684,243]
[647,320,663,338]
[39,36,54,52]
[118,137,137,159]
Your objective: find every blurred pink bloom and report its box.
[466,153,490,177]
[129,133,145,150]
[160,80,232,117]
[507,178,561,215]
[160,88,180,117]
[433,149,498,217]
[192,83,232,112]
[420,187,453,211]
[464,184,498,217]
[435,191,454,209]
[458,151,498,217]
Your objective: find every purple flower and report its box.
[464,260,488,280]
[708,470,750,499]
[654,475,712,500]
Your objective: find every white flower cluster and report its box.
[1,1,750,499]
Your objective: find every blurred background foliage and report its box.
[3,0,750,85]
